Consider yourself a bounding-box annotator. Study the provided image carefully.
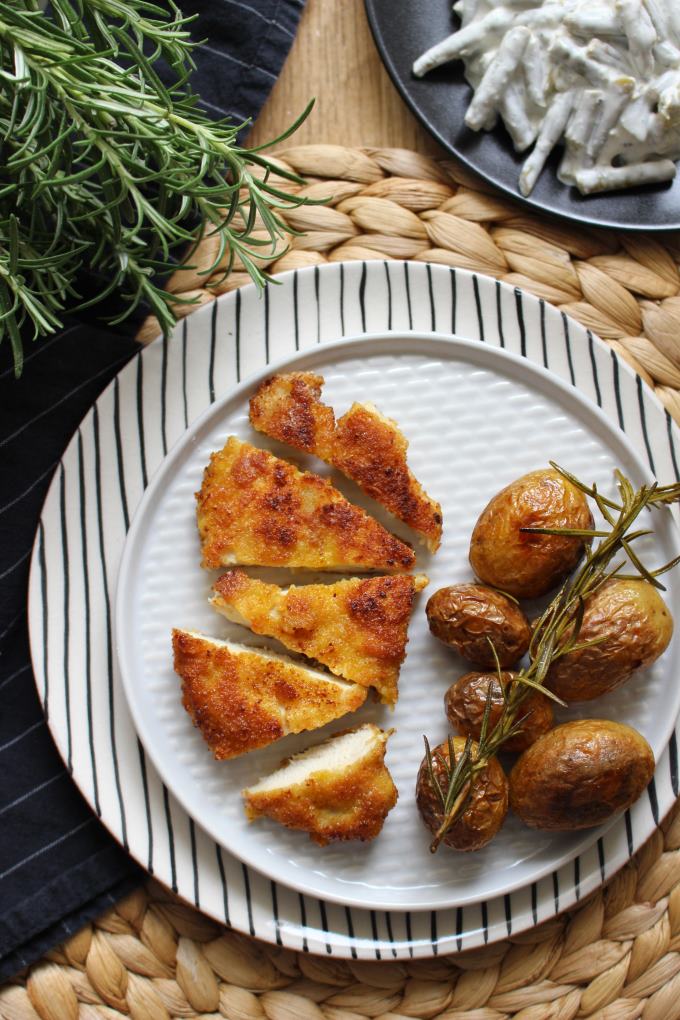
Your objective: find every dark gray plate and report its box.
[365,0,680,231]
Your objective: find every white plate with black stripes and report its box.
[28,262,680,957]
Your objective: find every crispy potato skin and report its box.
[509,720,655,830]
[243,728,398,846]
[249,372,443,552]
[196,437,415,572]
[213,570,428,705]
[172,630,366,760]
[426,583,531,668]
[546,579,673,702]
[416,738,508,851]
[445,671,554,752]
[469,469,594,598]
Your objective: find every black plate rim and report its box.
[365,0,680,234]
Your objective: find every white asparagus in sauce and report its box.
[413,0,680,196]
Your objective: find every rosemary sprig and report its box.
[0,0,313,375]
[425,464,680,853]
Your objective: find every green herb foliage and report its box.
[0,0,312,375]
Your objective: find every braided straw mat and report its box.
[5,144,680,1020]
[137,145,680,426]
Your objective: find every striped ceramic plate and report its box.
[28,262,680,958]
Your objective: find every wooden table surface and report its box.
[248,0,445,155]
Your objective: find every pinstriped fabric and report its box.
[0,324,145,981]
[167,0,305,127]
[28,262,680,959]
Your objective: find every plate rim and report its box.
[363,0,680,233]
[25,261,680,957]
[114,327,677,912]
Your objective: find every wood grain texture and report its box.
[247,0,445,154]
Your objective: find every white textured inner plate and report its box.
[116,333,680,911]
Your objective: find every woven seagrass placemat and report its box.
[4,803,680,1020]
[4,145,680,1020]
[137,145,680,427]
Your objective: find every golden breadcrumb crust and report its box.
[212,570,428,705]
[243,726,398,845]
[172,629,366,760]
[249,372,335,458]
[195,437,415,572]
[249,372,442,552]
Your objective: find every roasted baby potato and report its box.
[509,719,654,831]
[445,671,554,752]
[426,583,531,668]
[546,578,673,702]
[416,738,508,851]
[469,469,594,598]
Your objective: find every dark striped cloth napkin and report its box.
[0,0,306,981]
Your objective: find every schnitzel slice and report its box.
[172,629,367,760]
[242,724,398,845]
[249,372,442,552]
[212,569,428,705]
[196,437,415,572]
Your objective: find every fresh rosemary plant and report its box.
[424,464,680,853]
[0,0,312,375]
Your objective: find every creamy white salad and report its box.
[413,0,680,196]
